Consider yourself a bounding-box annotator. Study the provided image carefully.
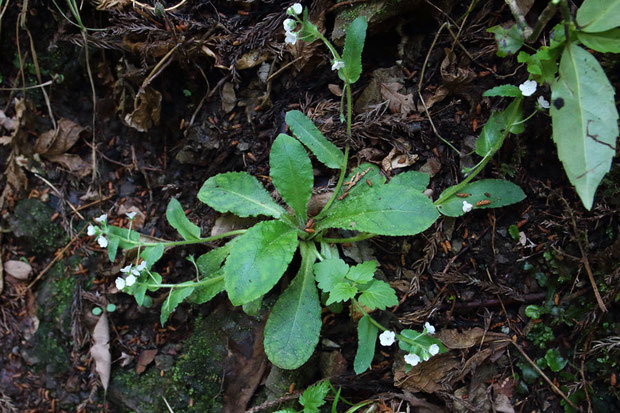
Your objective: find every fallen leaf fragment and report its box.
[136,349,158,374]
[35,118,88,156]
[124,86,162,132]
[381,82,415,115]
[3,260,32,280]
[90,313,111,390]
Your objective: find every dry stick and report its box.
[25,27,56,130]
[563,199,607,312]
[505,0,533,39]
[449,0,476,53]
[509,340,578,410]
[131,0,188,12]
[416,22,460,154]
[34,173,85,220]
[526,2,558,43]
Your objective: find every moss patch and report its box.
[9,198,68,255]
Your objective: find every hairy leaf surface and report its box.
[285,110,344,169]
[198,172,285,218]
[224,220,298,305]
[550,43,618,209]
[354,315,378,374]
[270,134,313,220]
[437,179,526,217]
[166,198,200,240]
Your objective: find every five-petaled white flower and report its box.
[126,211,137,220]
[283,18,296,31]
[331,60,344,71]
[379,330,396,346]
[287,3,302,16]
[537,96,550,109]
[462,200,473,213]
[424,322,436,335]
[125,274,137,287]
[285,31,298,45]
[115,277,126,290]
[97,236,108,248]
[519,80,537,97]
[429,344,440,355]
[87,225,96,236]
[404,353,421,366]
[94,214,107,223]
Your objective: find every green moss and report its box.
[9,199,68,255]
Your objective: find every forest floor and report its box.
[0,1,619,412]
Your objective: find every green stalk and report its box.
[320,233,374,244]
[115,229,246,248]
[144,274,223,289]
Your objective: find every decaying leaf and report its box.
[381,82,415,115]
[118,205,146,229]
[381,146,418,173]
[3,260,32,281]
[94,0,131,10]
[394,353,460,393]
[35,118,88,156]
[124,86,162,132]
[90,312,111,391]
[136,349,158,374]
[440,48,476,89]
[221,82,237,114]
[0,109,17,132]
[235,50,270,70]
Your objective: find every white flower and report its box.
[126,211,137,220]
[120,264,132,274]
[424,322,436,335]
[404,353,421,366]
[285,31,298,45]
[379,330,396,346]
[429,344,440,356]
[331,60,344,71]
[287,3,302,16]
[87,225,96,236]
[125,274,137,287]
[462,200,473,213]
[283,18,296,32]
[131,268,140,276]
[94,214,107,223]
[115,277,126,290]
[537,96,550,109]
[519,80,537,97]
[136,261,147,272]
[97,236,108,248]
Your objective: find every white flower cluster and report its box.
[115,261,147,290]
[379,322,440,367]
[518,80,550,109]
[88,214,109,248]
[284,3,303,45]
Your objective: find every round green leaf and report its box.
[437,179,526,217]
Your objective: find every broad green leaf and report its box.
[475,99,523,157]
[317,184,439,236]
[299,380,330,413]
[358,280,398,310]
[285,110,344,169]
[550,44,618,210]
[545,348,568,372]
[389,171,429,192]
[198,172,285,218]
[270,134,314,220]
[436,179,526,217]
[326,282,358,305]
[576,0,620,33]
[313,258,349,292]
[264,242,321,369]
[353,315,378,374]
[107,226,140,249]
[339,17,367,84]
[107,235,120,262]
[345,260,376,283]
[333,163,386,201]
[196,242,233,275]
[160,287,194,325]
[134,285,147,306]
[224,220,298,305]
[577,28,620,53]
[487,24,524,57]
[483,84,522,97]
[166,198,200,240]
[188,273,224,304]
[141,243,164,267]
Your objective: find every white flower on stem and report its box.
[120,264,132,274]
[537,96,550,109]
[115,277,126,290]
[125,274,137,287]
[331,60,344,71]
[126,211,137,220]
[136,261,147,272]
[283,18,296,31]
[379,330,396,346]
[519,79,537,97]
[97,235,108,248]
[94,214,107,223]
[87,225,96,236]
[404,353,421,366]
[285,31,298,45]
[429,344,440,356]
[287,3,302,16]
[424,321,436,335]
[462,200,473,213]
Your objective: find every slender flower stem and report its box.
[144,274,224,289]
[315,145,350,220]
[320,233,374,244]
[115,229,246,249]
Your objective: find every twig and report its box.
[34,173,85,220]
[505,0,533,39]
[132,0,188,12]
[510,340,578,410]
[245,392,301,413]
[527,2,558,42]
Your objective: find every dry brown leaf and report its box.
[34,118,88,156]
[380,82,415,115]
[90,312,111,390]
[136,349,158,374]
[437,327,509,349]
[118,205,146,229]
[3,260,32,280]
[394,353,460,393]
[45,154,91,176]
[124,86,162,132]
[419,157,442,178]
[381,147,418,173]
[94,0,131,10]
[235,50,270,70]
[419,86,450,111]
[440,49,476,89]
[0,109,17,132]
[328,84,343,97]
[221,82,237,114]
